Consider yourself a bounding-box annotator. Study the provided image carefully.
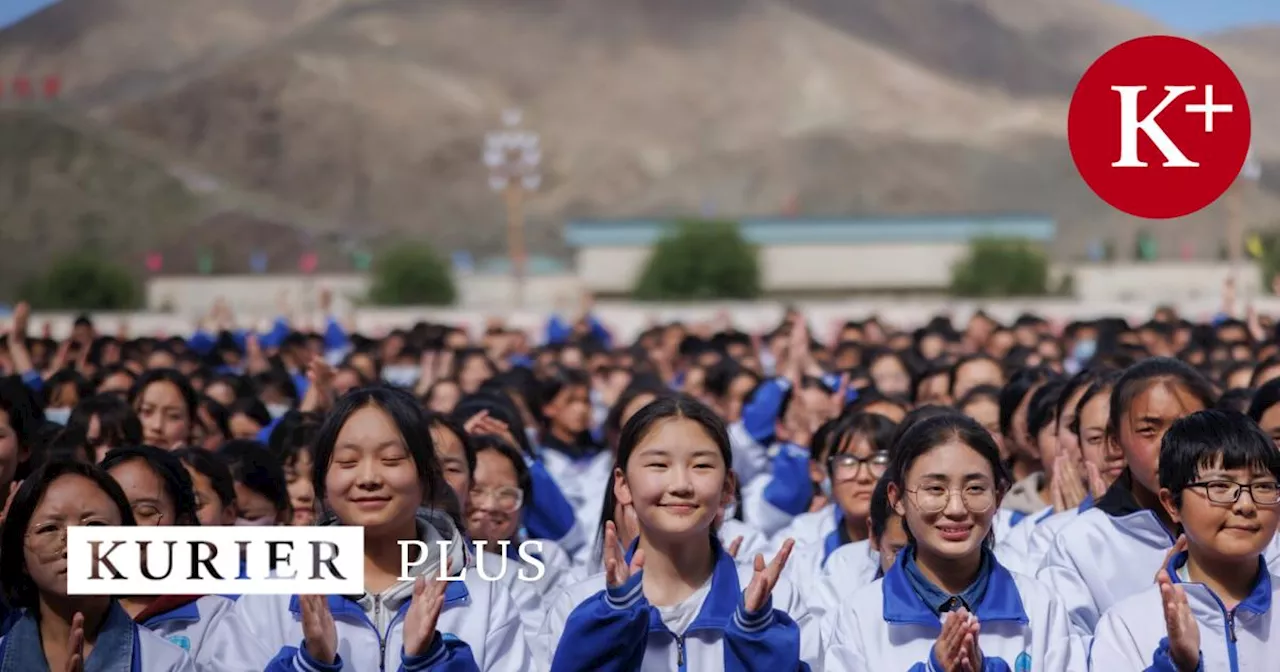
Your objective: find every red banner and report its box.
[299,252,318,274]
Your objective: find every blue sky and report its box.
[2,0,1279,31]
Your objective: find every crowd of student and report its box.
[0,295,1276,671]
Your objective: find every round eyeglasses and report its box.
[469,486,524,513]
[906,484,996,514]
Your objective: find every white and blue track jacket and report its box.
[1090,551,1279,672]
[824,550,1086,671]
[537,540,824,672]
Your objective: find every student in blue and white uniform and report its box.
[997,366,1054,516]
[784,412,899,577]
[1038,358,1222,637]
[1021,372,1123,566]
[101,446,237,669]
[539,394,824,671]
[211,386,531,671]
[0,460,192,671]
[536,368,614,544]
[824,412,1084,672]
[1090,409,1280,671]
[819,476,909,612]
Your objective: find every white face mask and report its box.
[235,517,276,527]
[266,404,291,420]
[45,408,72,425]
[381,365,420,388]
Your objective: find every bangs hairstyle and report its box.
[1159,409,1280,506]
[100,445,200,526]
[884,412,1012,547]
[1110,358,1217,438]
[0,459,137,610]
[821,412,899,463]
[312,386,445,510]
[128,369,198,423]
[1246,377,1280,424]
[1069,371,1123,437]
[998,366,1054,437]
[1026,378,1067,439]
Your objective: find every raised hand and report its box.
[743,538,794,613]
[958,610,983,672]
[403,560,451,657]
[1158,568,1200,672]
[299,594,338,664]
[602,520,645,589]
[1051,446,1087,512]
[63,611,85,672]
[727,536,744,559]
[932,610,968,672]
[1086,461,1110,500]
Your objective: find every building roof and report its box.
[564,214,1056,247]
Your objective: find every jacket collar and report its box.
[135,595,204,626]
[288,580,470,625]
[2,601,137,672]
[882,545,1028,626]
[1166,550,1272,616]
[625,536,744,632]
[1095,469,1144,517]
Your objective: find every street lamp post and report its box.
[484,109,542,308]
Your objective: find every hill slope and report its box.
[0,0,1276,289]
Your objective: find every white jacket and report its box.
[537,541,825,671]
[205,511,533,671]
[997,506,1054,557]
[1090,552,1279,672]
[824,551,1086,671]
[719,518,773,565]
[768,506,838,553]
[138,595,237,671]
[540,448,614,547]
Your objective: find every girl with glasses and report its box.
[0,460,192,670]
[824,412,1083,671]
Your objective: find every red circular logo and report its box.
[1068,36,1251,220]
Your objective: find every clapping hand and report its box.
[1157,567,1200,672]
[743,538,794,613]
[403,559,452,657]
[63,612,85,672]
[299,594,337,664]
[602,520,645,589]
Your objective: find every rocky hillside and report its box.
[0,0,1277,292]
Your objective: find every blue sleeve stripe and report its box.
[605,574,645,610]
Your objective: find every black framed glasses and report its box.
[1187,480,1280,505]
[827,452,890,480]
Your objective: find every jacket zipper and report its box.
[676,634,687,672]
[374,595,387,671]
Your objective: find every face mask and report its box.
[1072,339,1097,362]
[381,365,420,388]
[525,426,540,447]
[235,517,275,527]
[266,404,292,420]
[45,408,71,425]
[819,476,832,499]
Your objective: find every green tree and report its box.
[633,220,761,301]
[950,238,1049,297]
[367,241,456,306]
[20,252,140,310]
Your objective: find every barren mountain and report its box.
[0,0,1277,293]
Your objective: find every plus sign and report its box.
[1184,85,1233,133]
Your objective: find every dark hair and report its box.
[948,355,1003,397]
[0,375,42,455]
[1026,379,1066,440]
[172,447,237,513]
[602,377,671,450]
[869,476,898,543]
[470,435,533,510]
[266,410,323,469]
[1247,378,1280,424]
[129,369,198,424]
[229,397,272,429]
[998,366,1054,437]
[1056,369,1108,434]
[597,395,732,557]
[91,364,136,393]
[885,412,1012,547]
[427,412,477,480]
[536,367,591,424]
[41,369,92,408]
[820,412,899,466]
[60,394,143,463]
[100,445,200,526]
[1159,409,1280,507]
[1109,358,1218,440]
[198,396,232,442]
[1071,371,1124,437]
[451,391,536,457]
[313,386,445,512]
[218,439,290,518]
[956,385,1002,414]
[0,460,137,609]
[1217,388,1254,415]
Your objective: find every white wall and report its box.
[1069,262,1261,302]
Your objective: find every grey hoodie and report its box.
[321,507,472,636]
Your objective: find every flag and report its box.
[1248,234,1265,259]
[43,75,60,99]
[145,252,163,273]
[351,250,373,272]
[250,251,268,274]
[196,250,214,275]
[299,252,318,274]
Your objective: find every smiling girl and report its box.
[214,386,531,671]
[824,412,1082,671]
[539,395,823,671]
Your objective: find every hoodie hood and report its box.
[320,507,472,622]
